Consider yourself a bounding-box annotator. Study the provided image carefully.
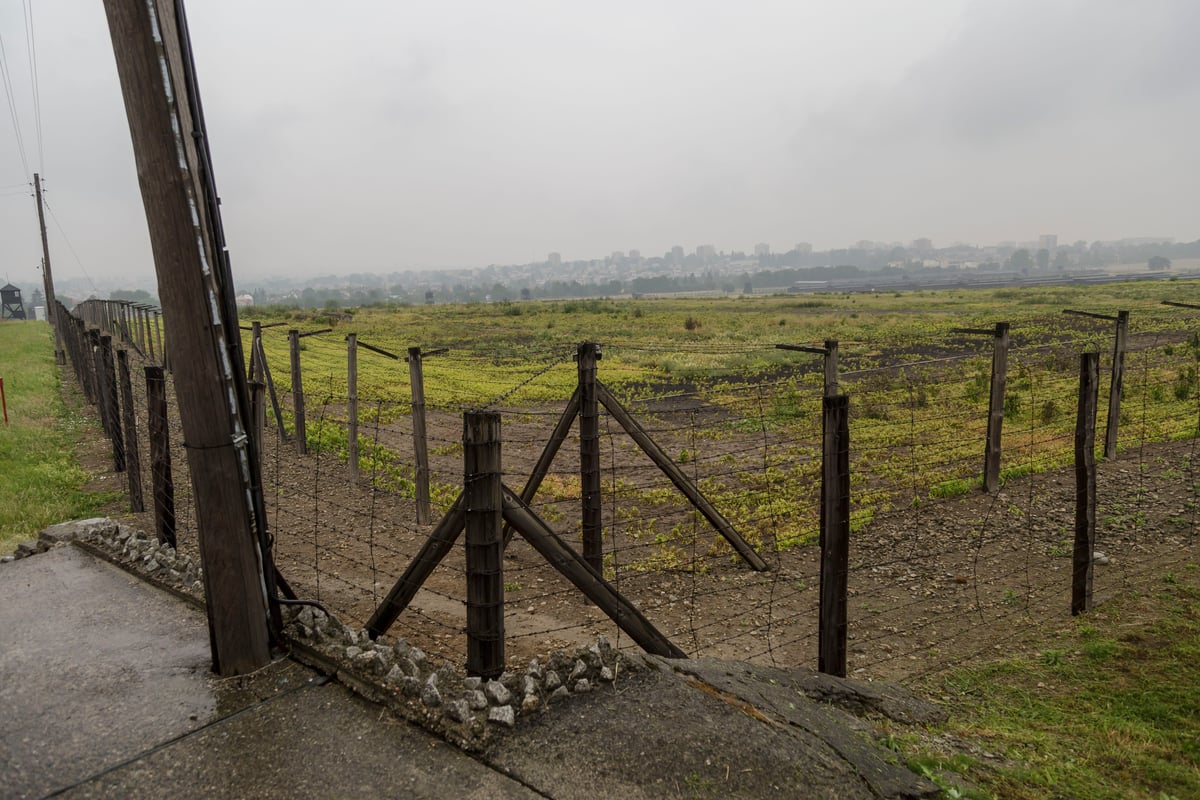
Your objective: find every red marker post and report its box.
[1,377,7,426]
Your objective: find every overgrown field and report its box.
[0,321,117,551]
[240,280,1200,560]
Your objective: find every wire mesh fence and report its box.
[55,298,1200,682]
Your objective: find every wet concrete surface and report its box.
[2,543,939,799]
[0,547,536,799]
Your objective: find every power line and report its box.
[0,32,30,179]
[22,0,44,172]
[42,196,100,297]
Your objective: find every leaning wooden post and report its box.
[819,393,850,677]
[464,410,505,678]
[408,346,433,524]
[105,0,272,673]
[145,365,176,548]
[347,334,360,482]
[118,350,144,512]
[100,334,126,473]
[984,322,1010,492]
[577,342,603,573]
[1073,352,1099,616]
[289,328,307,455]
[1104,311,1128,459]
[823,339,839,397]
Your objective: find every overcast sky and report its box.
[1,0,1197,294]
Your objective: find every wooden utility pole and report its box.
[33,173,65,365]
[103,0,272,674]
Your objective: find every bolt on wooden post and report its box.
[464,410,505,678]
[1073,352,1099,616]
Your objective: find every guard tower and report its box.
[1,284,26,320]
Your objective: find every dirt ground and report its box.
[71,356,1199,690]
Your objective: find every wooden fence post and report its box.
[290,328,307,455]
[118,350,144,512]
[249,321,263,381]
[984,322,1010,492]
[347,333,359,482]
[823,339,839,397]
[87,327,103,410]
[1073,352,1099,616]
[408,346,432,524]
[145,367,176,548]
[819,393,850,677]
[99,334,126,473]
[250,379,266,458]
[1104,311,1128,459]
[576,342,603,572]
[464,410,505,678]
[153,310,166,370]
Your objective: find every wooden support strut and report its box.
[502,387,581,548]
[501,486,686,659]
[596,381,769,571]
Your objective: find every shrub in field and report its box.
[684,315,701,331]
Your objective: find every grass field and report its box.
[895,577,1200,800]
[0,321,117,553]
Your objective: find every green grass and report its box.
[893,576,1200,799]
[0,321,118,553]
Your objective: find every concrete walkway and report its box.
[1,544,940,799]
[0,547,537,799]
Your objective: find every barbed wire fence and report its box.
[53,298,1200,681]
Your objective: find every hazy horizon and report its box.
[2,0,1197,295]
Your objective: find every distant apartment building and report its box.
[754,243,770,256]
[696,244,717,262]
[911,238,934,254]
[547,252,562,266]
[671,245,685,265]
[1038,234,1058,253]
[628,249,641,260]
[794,242,813,255]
